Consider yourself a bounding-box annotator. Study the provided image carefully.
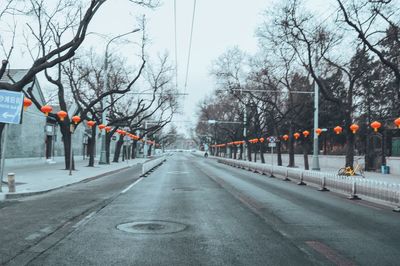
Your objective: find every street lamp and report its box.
[99,29,140,165]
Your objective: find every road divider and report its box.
[217,158,400,211]
[142,157,166,176]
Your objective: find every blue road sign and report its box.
[0,90,24,124]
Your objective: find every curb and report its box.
[2,164,139,200]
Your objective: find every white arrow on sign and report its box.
[2,112,15,119]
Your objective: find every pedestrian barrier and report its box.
[142,156,166,176]
[217,158,400,211]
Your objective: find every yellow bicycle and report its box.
[338,158,365,178]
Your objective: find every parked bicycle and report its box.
[338,157,365,178]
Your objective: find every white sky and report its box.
[4,0,335,135]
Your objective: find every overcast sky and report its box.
[7,0,335,135]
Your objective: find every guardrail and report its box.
[142,156,166,176]
[217,158,400,211]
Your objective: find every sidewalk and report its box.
[0,157,148,201]
[195,151,400,184]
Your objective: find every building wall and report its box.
[5,107,46,158]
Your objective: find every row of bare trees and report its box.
[0,0,177,169]
[196,0,400,169]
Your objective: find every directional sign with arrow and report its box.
[0,90,24,124]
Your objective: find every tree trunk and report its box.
[60,123,75,170]
[239,144,243,160]
[247,142,252,161]
[106,133,111,164]
[254,145,257,162]
[131,142,137,159]
[260,143,265,163]
[277,141,282,166]
[302,139,309,170]
[88,127,96,167]
[288,126,295,167]
[113,135,124,163]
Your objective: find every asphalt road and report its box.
[2,153,400,265]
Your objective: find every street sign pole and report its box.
[0,124,8,192]
[0,90,24,192]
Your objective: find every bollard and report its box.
[318,175,329,191]
[269,166,275,178]
[393,190,400,212]
[7,173,15,193]
[297,172,306,186]
[348,180,361,200]
[283,169,290,181]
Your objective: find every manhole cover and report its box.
[172,187,197,191]
[116,220,188,234]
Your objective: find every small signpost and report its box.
[268,137,277,177]
[0,90,24,192]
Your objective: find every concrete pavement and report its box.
[3,153,399,265]
[0,157,147,200]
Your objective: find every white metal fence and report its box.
[217,158,400,211]
[142,156,166,175]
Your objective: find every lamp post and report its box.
[311,80,320,170]
[99,29,140,165]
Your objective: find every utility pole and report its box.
[311,62,320,170]
[99,29,140,165]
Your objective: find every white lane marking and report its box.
[121,177,143,194]
[167,171,189,174]
[73,211,97,228]
[25,232,41,241]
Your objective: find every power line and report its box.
[183,0,197,93]
[174,0,178,91]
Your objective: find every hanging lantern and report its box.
[57,110,68,121]
[105,126,112,133]
[315,128,322,136]
[72,116,81,125]
[293,133,300,140]
[395,118,400,129]
[98,124,106,131]
[120,130,126,135]
[334,126,343,135]
[303,130,310,137]
[282,134,289,141]
[116,129,122,134]
[259,137,265,143]
[40,105,52,116]
[350,124,359,134]
[253,138,259,143]
[23,98,32,111]
[87,120,95,128]
[370,121,381,132]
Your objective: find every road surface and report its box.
[1,153,400,265]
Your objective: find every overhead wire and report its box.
[183,0,197,94]
[174,0,178,91]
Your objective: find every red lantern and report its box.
[395,118,400,129]
[105,126,112,133]
[293,133,300,140]
[87,120,95,128]
[253,138,259,143]
[350,124,359,134]
[282,134,289,141]
[40,105,52,116]
[23,98,32,111]
[72,116,81,125]
[315,128,322,136]
[259,137,265,143]
[57,110,68,121]
[98,124,106,131]
[334,126,342,135]
[303,130,310,137]
[370,121,381,132]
